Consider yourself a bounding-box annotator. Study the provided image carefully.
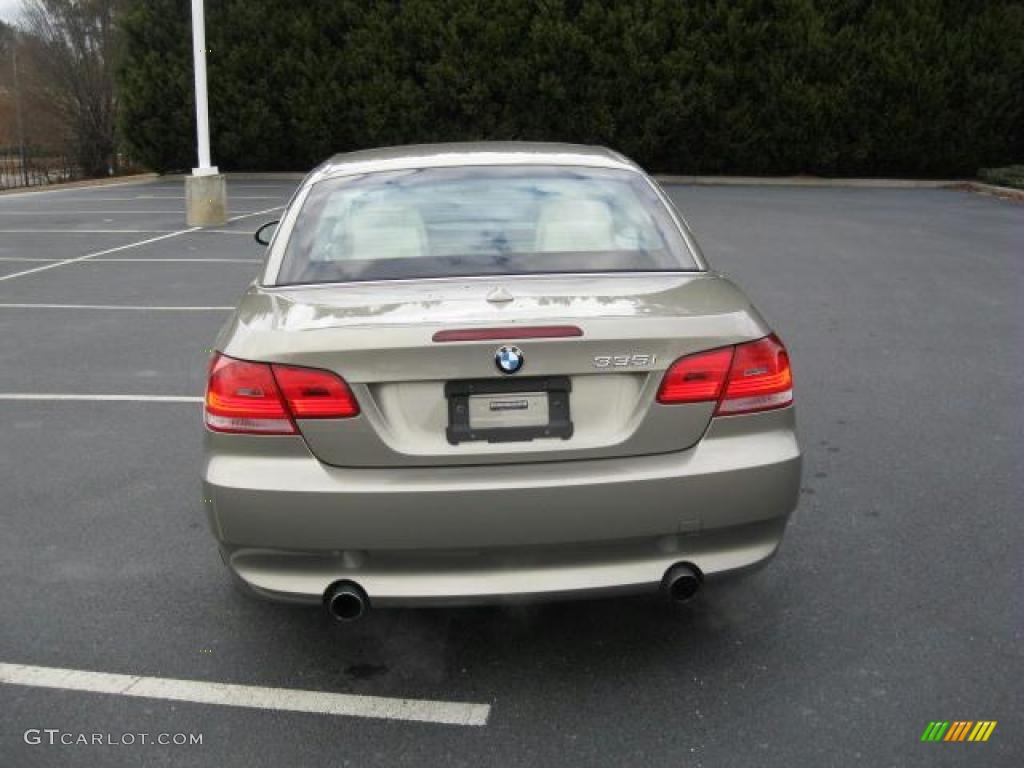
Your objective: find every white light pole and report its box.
[185,0,227,225]
[191,0,215,175]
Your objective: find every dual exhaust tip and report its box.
[323,562,701,621]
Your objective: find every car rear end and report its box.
[200,145,801,612]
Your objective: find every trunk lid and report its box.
[219,273,768,467]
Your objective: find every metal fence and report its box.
[0,147,81,190]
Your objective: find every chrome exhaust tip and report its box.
[324,581,369,622]
[662,562,702,603]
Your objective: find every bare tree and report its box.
[21,0,123,177]
[0,22,31,186]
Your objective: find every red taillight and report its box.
[656,347,734,404]
[657,334,793,415]
[717,334,793,415]
[205,354,359,434]
[271,364,359,418]
[205,354,295,434]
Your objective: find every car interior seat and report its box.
[533,198,616,252]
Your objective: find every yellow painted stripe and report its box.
[980,721,997,742]
[968,722,985,741]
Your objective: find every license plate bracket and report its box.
[445,376,573,445]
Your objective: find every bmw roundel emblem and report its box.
[495,345,524,374]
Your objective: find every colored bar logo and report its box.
[921,721,997,742]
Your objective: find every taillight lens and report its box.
[271,364,359,418]
[657,334,793,415]
[205,354,359,434]
[717,334,793,415]
[656,347,734,404]
[205,355,295,434]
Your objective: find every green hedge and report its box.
[979,164,1024,189]
[117,0,1024,176]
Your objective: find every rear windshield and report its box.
[274,165,697,285]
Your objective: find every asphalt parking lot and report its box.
[1,178,1020,767]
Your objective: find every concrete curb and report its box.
[653,174,956,188]
[3,170,1019,202]
[174,171,962,189]
[208,171,1024,201]
[652,174,1024,202]
[0,173,160,197]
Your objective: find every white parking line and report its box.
[0,257,258,263]
[0,229,198,283]
[0,229,179,234]
[0,394,202,402]
[40,195,284,201]
[0,178,160,199]
[0,229,257,234]
[0,210,187,215]
[0,204,280,283]
[93,257,258,263]
[228,205,284,221]
[0,662,490,727]
[0,210,278,216]
[0,303,232,310]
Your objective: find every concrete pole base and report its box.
[185,173,228,226]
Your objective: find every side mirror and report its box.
[254,220,280,246]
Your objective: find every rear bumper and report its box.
[202,408,801,605]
